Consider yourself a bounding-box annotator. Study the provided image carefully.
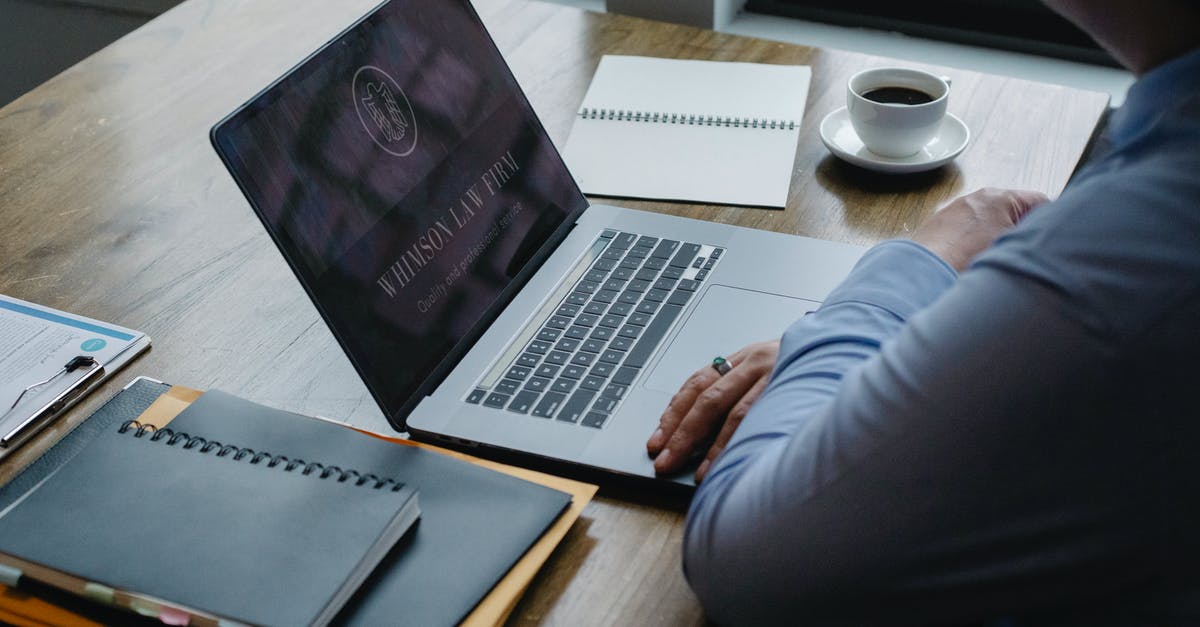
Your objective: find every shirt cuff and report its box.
[821,239,957,319]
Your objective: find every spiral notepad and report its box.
[562,55,811,208]
[0,418,420,627]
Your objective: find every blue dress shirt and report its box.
[683,47,1200,626]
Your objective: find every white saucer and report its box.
[819,107,970,174]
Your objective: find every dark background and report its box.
[0,0,182,106]
[746,0,1113,65]
[1,0,1112,109]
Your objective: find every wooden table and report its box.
[0,0,1108,624]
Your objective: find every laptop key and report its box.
[642,257,667,270]
[555,338,580,352]
[623,303,683,368]
[618,257,642,270]
[636,300,659,315]
[609,336,633,351]
[575,314,599,327]
[565,326,589,340]
[627,279,650,293]
[484,392,510,408]
[590,362,614,378]
[584,301,607,315]
[557,389,597,423]
[570,352,596,367]
[581,375,606,391]
[636,235,659,248]
[612,366,640,386]
[551,378,576,394]
[589,326,614,341]
[581,412,608,429]
[535,364,560,379]
[609,302,633,316]
[466,389,486,404]
[566,291,589,306]
[581,338,605,353]
[651,239,679,259]
[496,379,521,395]
[525,376,551,393]
[667,289,693,306]
[531,392,567,418]
[612,232,638,249]
[593,396,618,413]
[592,289,618,304]
[618,324,642,339]
[536,328,561,342]
[545,351,570,365]
[594,259,616,271]
[517,352,540,368]
[601,383,628,400]
[528,340,552,354]
[546,316,571,329]
[506,365,532,381]
[612,267,635,281]
[600,229,618,239]
[617,290,640,305]
[599,314,623,328]
[561,364,586,379]
[602,278,626,292]
[508,391,539,414]
[629,312,651,326]
[585,269,607,283]
[669,243,702,268]
[661,267,684,280]
[577,279,599,294]
[635,267,658,282]
[677,279,700,291]
[599,350,623,364]
[654,277,678,291]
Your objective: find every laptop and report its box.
[210,0,865,485]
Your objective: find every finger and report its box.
[1006,189,1050,222]
[647,365,719,455]
[647,344,758,455]
[695,375,769,482]
[655,362,762,474]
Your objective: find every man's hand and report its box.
[913,187,1049,271]
[647,340,780,482]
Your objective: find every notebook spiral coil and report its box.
[578,107,798,130]
[117,420,406,492]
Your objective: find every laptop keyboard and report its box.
[466,229,723,428]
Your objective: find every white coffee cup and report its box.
[847,67,950,158]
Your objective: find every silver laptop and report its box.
[211,0,864,485]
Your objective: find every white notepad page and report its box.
[561,55,811,208]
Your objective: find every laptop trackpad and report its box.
[644,285,819,393]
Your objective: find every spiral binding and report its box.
[578,107,797,130]
[117,420,406,492]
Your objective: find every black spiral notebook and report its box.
[0,379,574,627]
[0,403,420,627]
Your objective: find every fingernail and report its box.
[649,427,664,447]
[696,459,711,480]
[655,448,673,471]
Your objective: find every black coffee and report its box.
[861,86,935,105]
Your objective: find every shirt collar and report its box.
[1107,46,1200,146]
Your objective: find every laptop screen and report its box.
[212,0,586,424]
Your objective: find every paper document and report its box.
[0,294,148,452]
[562,55,812,208]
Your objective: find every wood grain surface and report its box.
[0,0,1108,624]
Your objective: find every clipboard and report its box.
[0,294,151,460]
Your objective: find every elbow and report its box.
[681,471,857,626]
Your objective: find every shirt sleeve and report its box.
[682,239,1150,626]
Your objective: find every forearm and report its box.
[682,239,1140,626]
